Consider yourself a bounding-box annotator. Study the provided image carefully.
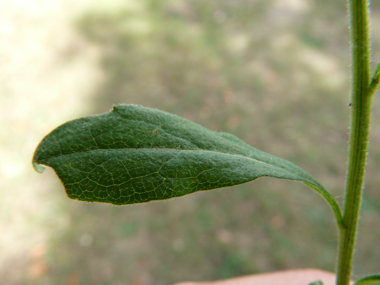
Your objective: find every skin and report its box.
[174,269,354,285]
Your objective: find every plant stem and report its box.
[336,1,374,285]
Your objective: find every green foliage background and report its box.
[1,0,380,284]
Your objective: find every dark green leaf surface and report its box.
[32,104,342,224]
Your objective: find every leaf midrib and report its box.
[36,113,315,184]
[36,147,298,179]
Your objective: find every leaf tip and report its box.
[32,161,46,173]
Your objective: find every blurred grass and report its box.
[2,0,380,284]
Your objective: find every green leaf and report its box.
[32,104,342,226]
[353,274,380,285]
[308,280,324,285]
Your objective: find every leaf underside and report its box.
[32,104,342,224]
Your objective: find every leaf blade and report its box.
[33,104,342,225]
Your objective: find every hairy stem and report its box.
[336,0,373,284]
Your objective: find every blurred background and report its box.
[1,0,380,284]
